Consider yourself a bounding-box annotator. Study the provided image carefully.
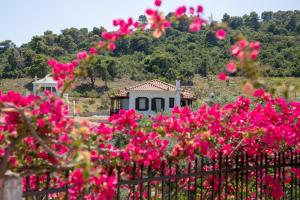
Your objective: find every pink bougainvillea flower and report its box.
[145,8,155,15]
[37,118,45,127]
[146,10,170,38]
[98,41,106,48]
[47,59,57,67]
[250,41,261,50]
[226,62,237,73]
[70,168,84,196]
[197,5,203,13]
[218,72,228,81]
[162,20,170,28]
[215,29,227,40]
[101,31,111,40]
[250,50,259,60]
[253,88,265,97]
[222,144,232,155]
[77,51,88,60]
[230,45,241,56]
[189,7,195,15]
[0,134,4,143]
[264,176,284,199]
[133,21,140,28]
[102,31,119,42]
[89,47,97,55]
[108,43,116,51]
[237,51,246,60]
[72,59,79,67]
[174,6,186,18]
[238,39,249,49]
[154,0,162,7]
[113,19,123,27]
[127,17,133,25]
[253,89,270,100]
[189,17,206,32]
[48,59,78,87]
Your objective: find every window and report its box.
[181,100,186,107]
[151,98,165,111]
[135,97,149,111]
[120,98,129,110]
[169,98,175,108]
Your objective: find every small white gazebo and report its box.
[32,74,59,96]
[33,74,71,113]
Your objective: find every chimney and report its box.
[174,80,181,107]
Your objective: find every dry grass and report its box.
[0,77,33,94]
[0,76,299,116]
[193,75,300,101]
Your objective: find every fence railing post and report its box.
[0,171,22,200]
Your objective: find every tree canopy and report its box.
[0,10,299,84]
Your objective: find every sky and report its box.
[0,0,299,46]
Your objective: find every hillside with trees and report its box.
[0,10,299,87]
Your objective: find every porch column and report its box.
[118,99,121,110]
[110,98,114,115]
[175,80,181,107]
[149,98,152,111]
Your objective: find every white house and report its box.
[110,79,196,115]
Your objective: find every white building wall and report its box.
[129,90,176,115]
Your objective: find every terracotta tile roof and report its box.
[111,79,195,99]
[128,79,176,91]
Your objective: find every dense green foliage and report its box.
[0,10,299,86]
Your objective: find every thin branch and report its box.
[228,137,247,157]
[0,139,17,177]
[90,147,125,153]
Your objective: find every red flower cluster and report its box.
[230,39,261,61]
[218,39,261,81]
[0,91,73,169]
[264,176,285,199]
[48,58,79,88]
[145,8,170,38]
[215,29,227,40]
[174,6,186,18]
[154,0,161,7]
[188,5,206,32]
[62,94,299,199]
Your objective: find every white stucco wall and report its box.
[129,90,178,115]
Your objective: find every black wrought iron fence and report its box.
[21,151,300,200]
[22,170,69,200]
[116,151,300,200]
